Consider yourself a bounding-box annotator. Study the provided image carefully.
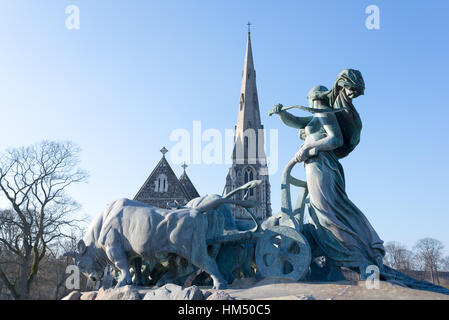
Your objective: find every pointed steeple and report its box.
[236,30,262,132]
[233,29,264,164]
[226,28,271,221]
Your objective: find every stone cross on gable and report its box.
[160,147,168,157]
[181,162,188,172]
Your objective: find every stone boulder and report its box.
[206,291,234,300]
[95,285,141,300]
[296,294,315,300]
[143,284,204,300]
[61,291,81,300]
[80,291,98,300]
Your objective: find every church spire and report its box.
[238,27,262,131]
[233,27,264,163]
[225,27,271,220]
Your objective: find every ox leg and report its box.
[204,257,227,290]
[187,218,227,289]
[133,257,144,286]
[105,246,132,288]
[190,254,227,290]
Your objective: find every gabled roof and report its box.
[134,153,190,202]
[179,171,200,199]
[134,148,200,208]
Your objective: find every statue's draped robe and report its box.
[286,70,449,294]
[304,150,385,268]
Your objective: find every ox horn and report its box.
[63,251,79,261]
[196,198,259,214]
[223,179,263,199]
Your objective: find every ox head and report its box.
[194,196,259,214]
[191,180,262,232]
[64,240,105,282]
[195,180,262,213]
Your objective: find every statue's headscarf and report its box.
[319,69,365,158]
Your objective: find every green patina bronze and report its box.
[268,69,449,294]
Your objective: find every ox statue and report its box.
[64,181,261,290]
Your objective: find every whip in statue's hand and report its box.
[268,103,284,116]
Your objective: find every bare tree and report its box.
[0,141,88,299]
[384,241,415,274]
[441,256,449,272]
[414,238,444,285]
[48,229,89,299]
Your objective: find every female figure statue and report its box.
[269,69,449,294]
[270,69,385,279]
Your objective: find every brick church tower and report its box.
[225,29,271,220]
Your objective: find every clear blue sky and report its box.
[0,1,448,253]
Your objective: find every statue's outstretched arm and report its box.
[279,112,312,129]
[269,104,312,129]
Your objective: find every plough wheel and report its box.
[255,226,311,281]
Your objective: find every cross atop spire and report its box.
[160,147,168,157]
[247,21,252,33]
[181,162,188,172]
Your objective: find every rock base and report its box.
[61,279,449,300]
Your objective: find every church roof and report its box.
[179,167,200,200]
[134,148,198,207]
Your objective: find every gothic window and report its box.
[237,170,242,184]
[240,93,245,110]
[244,167,254,196]
[154,174,168,193]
